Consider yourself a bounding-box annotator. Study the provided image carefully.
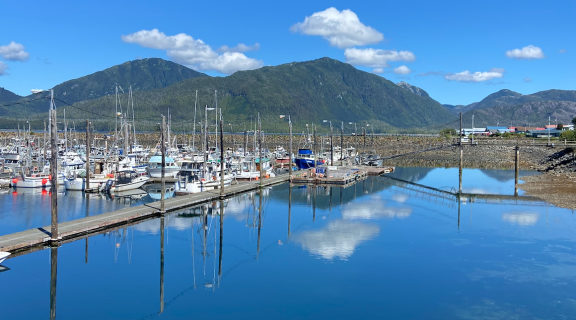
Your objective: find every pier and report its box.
[0,175,288,253]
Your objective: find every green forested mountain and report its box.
[461,100,576,127]
[0,87,21,103]
[449,89,576,114]
[0,58,207,116]
[47,57,456,132]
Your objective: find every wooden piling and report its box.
[50,106,58,242]
[160,115,166,214]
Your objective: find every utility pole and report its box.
[459,112,463,146]
[123,115,129,156]
[50,89,58,243]
[548,116,551,146]
[86,120,90,190]
[289,116,293,179]
[243,130,247,156]
[160,115,166,214]
[340,121,344,166]
[220,110,225,195]
[330,122,334,165]
[258,113,263,186]
[43,121,47,162]
[363,127,366,153]
[313,124,317,167]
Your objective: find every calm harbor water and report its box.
[2,167,576,319]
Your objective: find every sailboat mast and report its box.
[192,90,197,151]
[214,90,218,152]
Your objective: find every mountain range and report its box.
[395,81,576,128]
[1,57,574,132]
[0,57,455,132]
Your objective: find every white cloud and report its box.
[502,212,539,226]
[293,220,379,260]
[0,41,30,62]
[524,77,532,83]
[122,29,263,74]
[559,49,567,54]
[505,45,544,59]
[290,7,384,49]
[218,43,260,53]
[444,68,505,82]
[393,65,411,75]
[372,68,384,74]
[0,61,8,76]
[344,48,415,68]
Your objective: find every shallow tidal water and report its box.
[2,167,576,319]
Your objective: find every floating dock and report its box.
[0,175,288,254]
[291,166,370,185]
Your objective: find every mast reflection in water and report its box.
[1,169,574,320]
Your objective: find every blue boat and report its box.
[294,149,323,169]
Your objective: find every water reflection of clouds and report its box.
[134,217,192,234]
[502,212,539,226]
[462,188,491,195]
[294,220,379,260]
[341,198,412,220]
[391,194,409,203]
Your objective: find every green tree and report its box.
[560,130,576,140]
[557,123,564,130]
[572,118,576,127]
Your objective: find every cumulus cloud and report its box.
[559,49,567,53]
[524,77,532,82]
[505,45,544,59]
[444,68,505,82]
[217,43,260,53]
[344,48,415,68]
[290,7,383,48]
[122,29,263,74]
[0,62,8,76]
[393,65,411,75]
[0,41,30,62]
[293,220,379,260]
[372,68,384,74]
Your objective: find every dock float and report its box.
[0,175,288,254]
[290,166,391,185]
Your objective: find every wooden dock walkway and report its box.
[0,175,288,254]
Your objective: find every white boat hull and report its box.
[0,252,10,264]
[175,176,233,195]
[147,167,180,178]
[113,176,149,192]
[64,177,109,191]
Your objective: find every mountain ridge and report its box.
[17,57,457,131]
[0,58,208,116]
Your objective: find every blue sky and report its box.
[0,0,574,105]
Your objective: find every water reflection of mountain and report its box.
[387,167,434,182]
[480,169,539,182]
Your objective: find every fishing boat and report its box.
[146,155,180,178]
[294,149,323,169]
[0,252,10,264]
[102,170,149,193]
[236,156,274,180]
